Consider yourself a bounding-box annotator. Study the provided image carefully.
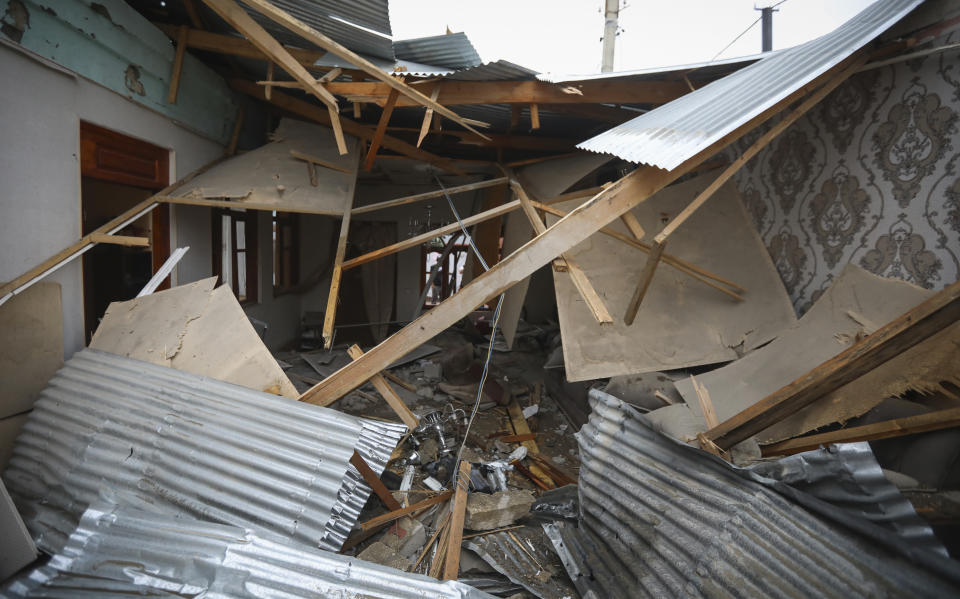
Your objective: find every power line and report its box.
[710,0,790,62]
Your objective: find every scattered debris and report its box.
[465,490,535,531]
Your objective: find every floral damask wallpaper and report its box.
[730,34,960,314]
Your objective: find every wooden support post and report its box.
[353,178,508,215]
[88,234,150,247]
[341,200,521,271]
[264,61,274,101]
[351,73,362,119]
[321,194,354,348]
[623,240,666,325]
[704,278,960,451]
[529,103,540,129]
[342,345,420,429]
[350,450,402,511]
[289,149,353,174]
[514,181,613,324]
[364,88,400,170]
[168,25,189,104]
[442,461,471,580]
[760,408,960,457]
[360,491,453,531]
[417,86,441,148]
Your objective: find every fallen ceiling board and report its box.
[171,118,360,214]
[675,265,946,444]
[0,282,62,420]
[547,170,796,381]
[0,478,36,582]
[501,153,612,349]
[90,278,298,398]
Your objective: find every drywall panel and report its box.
[0,282,63,419]
[548,170,796,381]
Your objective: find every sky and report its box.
[388,0,877,76]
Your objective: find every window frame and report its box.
[272,211,300,296]
[212,208,259,304]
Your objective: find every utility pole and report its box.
[759,5,774,52]
[601,0,619,72]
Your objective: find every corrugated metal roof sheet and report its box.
[537,52,766,83]
[443,60,539,81]
[577,0,925,169]
[2,500,494,598]
[2,349,405,554]
[393,32,483,69]
[312,52,456,77]
[560,390,960,598]
[464,526,578,599]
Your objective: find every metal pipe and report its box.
[601,0,619,72]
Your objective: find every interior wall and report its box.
[730,34,960,314]
[0,43,223,359]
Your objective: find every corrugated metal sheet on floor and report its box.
[2,349,405,554]
[393,32,483,70]
[562,390,960,598]
[577,0,924,169]
[464,525,578,599]
[2,500,494,599]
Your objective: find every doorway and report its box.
[79,122,170,342]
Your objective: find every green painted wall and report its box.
[0,0,237,144]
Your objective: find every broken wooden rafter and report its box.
[364,88,400,170]
[352,178,509,214]
[240,0,491,141]
[341,199,522,271]
[167,25,189,104]
[360,491,453,531]
[154,23,324,67]
[442,460,471,580]
[229,80,468,176]
[623,240,666,325]
[760,408,960,457]
[296,52,868,406]
[350,450,402,511]
[704,278,960,452]
[88,234,150,247]
[321,193,355,348]
[289,149,353,174]
[331,345,419,429]
[201,0,347,154]
[513,181,613,325]
[417,86,441,148]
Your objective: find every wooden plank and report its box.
[167,25,188,104]
[507,400,554,489]
[623,240,666,325]
[241,0,492,140]
[360,491,453,531]
[442,460,471,580]
[264,61,274,101]
[363,88,400,170]
[324,79,690,106]
[319,67,342,83]
[88,234,149,247]
[229,80,468,176]
[760,408,960,457]
[654,56,867,246]
[417,86,441,148]
[689,375,719,429]
[410,511,450,572]
[338,345,419,429]
[321,190,354,348]
[296,53,865,405]
[383,370,417,392]
[529,103,540,129]
[201,0,348,154]
[154,23,323,67]
[226,106,243,157]
[531,200,744,300]
[289,149,354,174]
[342,200,522,270]
[352,178,508,215]
[514,181,613,324]
[620,212,646,240]
[350,450,402,511]
[705,278,960,451]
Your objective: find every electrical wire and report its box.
[436,176,506,486]
[709,0,789,62]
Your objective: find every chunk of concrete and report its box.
[356,541,410,571]
[465,490,535,531]
[381,516,426,559]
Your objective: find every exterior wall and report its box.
[0,43,223,358]
[730,34,960,314]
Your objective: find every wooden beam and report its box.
[289,149,353,174]
[530,200,744,300]
[201,0,347,154]
[322,195,354,348]
[623,240,666,325]
[364,88,400,170]
[154,23,324,67]
[88,233,149,247]
[529,103,540,129]
[705,278,960,451]
[417,86,441,148]
[352,178,508,215]
[350,450,402,511]
[296,53,865,405]
[167,25,188,104]
[182,0,204,28]
[360,491,453,531]
[760,408,960,457]
[654,56,867,246]
[240,0,492,140]
[442,460,471,580]
[229,80,468,176]
[514,181,613,324]
[325,79,690,106]
[507,400,554,489]
[342,200,522,270]
[337,345,419,429]
[619,212,646,240]
[505,151,581,168]
[319,67,342,83]
[226,106,243,157]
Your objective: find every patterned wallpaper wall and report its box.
[730,33,960,315]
